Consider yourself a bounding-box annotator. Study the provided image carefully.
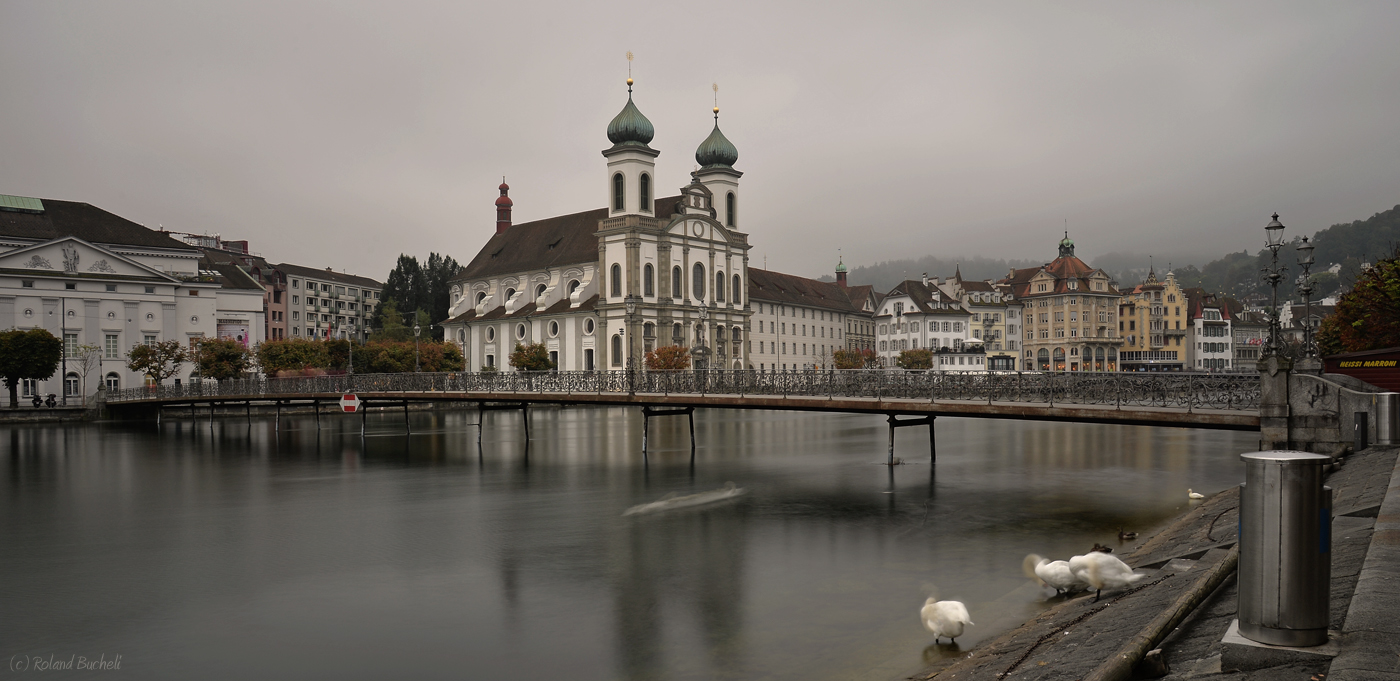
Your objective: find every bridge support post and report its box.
[929,415,936,465]
[361,400,368,437]
[887,414,937,466]
[315,400,321,429]
[156,405,161,428]
[640,406,696,460]
[275,401,281,431]
[403,401,410,434]
[887,416,896,465]
[246,401,251,425]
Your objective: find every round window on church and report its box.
[24,309,33,318]
[516,324,526,340]
[549,321,559,338]
[584,319,595,335]
[486,328,496,342]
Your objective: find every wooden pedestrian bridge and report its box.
[106,371,1261,460]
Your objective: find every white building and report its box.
[747,268,860,371]
[874,276,973,368]
[0,194,265,399]
[1188,293,1233,372]
[443,79,751,371]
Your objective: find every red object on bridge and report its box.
[1325,347,1400,391]
[340,394,361,413]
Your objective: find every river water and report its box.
[1,407,1255,680]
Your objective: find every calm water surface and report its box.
[1,407,1255,680]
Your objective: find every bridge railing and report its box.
[108,370,1260,411]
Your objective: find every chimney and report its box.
[921,272,929,287]
[495,180,513,234]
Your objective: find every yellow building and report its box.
[1116,268,1188,371]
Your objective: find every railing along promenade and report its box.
[108,370,1260,420]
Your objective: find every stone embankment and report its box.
[911,445,1400,681]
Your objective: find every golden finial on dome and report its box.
[626,51,634,88]
[712,82,719,119]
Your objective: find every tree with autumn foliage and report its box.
[833,348,878,370]
[509,343,555,371]
[896,348,933,370]
[645,345,691,371]
[1317,248,1400,356]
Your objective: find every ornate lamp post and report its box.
[1261,213,1288,356]
[624,294,640,393]
[413,323,422,372]
[1296,236,1316,358]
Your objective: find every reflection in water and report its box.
[0,407,1253,681]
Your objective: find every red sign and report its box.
[340,394,361,413]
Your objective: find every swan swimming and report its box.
[1188,489,1205,500]
[1069,551,1146,601]
[920,598,973,643]
[1023,554,1088,595]
[622,482,746,516]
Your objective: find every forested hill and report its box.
[824,204,1400,300]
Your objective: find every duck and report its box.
[920,598,974,643]
[1069,551,1146,601]
[1188,489,1205,500]
[1090,543,1114,553]
[1118,528,1138,541]
[1023,554,1088,595]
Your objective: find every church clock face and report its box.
[691,221,704,237]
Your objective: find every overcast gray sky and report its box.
[3,2,1397,282]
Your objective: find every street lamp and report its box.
[1296,236,1316,358]
[1261,213,1288,355]
[413,323,422,372]
[623,294,641,393]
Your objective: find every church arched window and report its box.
[610,264,622,298]
[535,284,546,300]
[613,173,625,211]
[672,266,682,299]
[693,263,706,299]
[643,264,654,297]
[611,334,622,366]
[732,274,741,305]
[726,192,735,226]
[715,271,725,302]
[639,174,650,212]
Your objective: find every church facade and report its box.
[443,79,754,371]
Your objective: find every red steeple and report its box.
[495,180,513,234]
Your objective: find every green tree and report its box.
[425,252,461,339]
[896,348,933,370]
[1317,248,1400,356]
[0,328,63,408]
[255,338,330,376]
[644,345,691,371]
[126,339,186,386]
[192,338,252,381]
[378,254,428,330]
[509,342,555,371]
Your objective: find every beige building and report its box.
[1116,268,1188,371]
[947,267,1019,371]
[1000,234,1121,371]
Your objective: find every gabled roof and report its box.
[0,197,197,251]
[878,279,969,316]
[275,262,382,288]
[454,196,683,282]
[207,262,265,291]
[843,284,876,312]
[747,267,862,313]
[998,254,1118,298]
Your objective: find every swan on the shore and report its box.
[1188,489,1205,500]
[920,598,973,643]
[1069,551,1146,601]
[1023,554,1088,595]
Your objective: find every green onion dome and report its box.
[606,83,655,146]
[695,108,738,168]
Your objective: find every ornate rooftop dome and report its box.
[695,109,738,168]
[606,82,655,147]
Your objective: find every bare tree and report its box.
[72,343,102,406]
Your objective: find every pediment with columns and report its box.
[0,236,179,281]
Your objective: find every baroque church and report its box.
[443,76,753,371]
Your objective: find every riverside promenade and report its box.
[911,445,1400,681]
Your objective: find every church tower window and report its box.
[672,266,682,299]
[726,192,735,226]
[715,271,725,302]
[610,264,622,298]
[613,173,625,211]
[639,174,651,212]
[693,263,706,299]
[643,264,654,297]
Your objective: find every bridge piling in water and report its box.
[641,406,697,459]
[887,414,937,465]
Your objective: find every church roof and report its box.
[0,197,196,251]
[446,294,600,324]
[695,120,738,168]
[454,196,682,282]
[606,92,655,148]
[747,267,862,313]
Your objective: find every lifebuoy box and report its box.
[340,394,361,413]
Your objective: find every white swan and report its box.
[920,598,974,643]
[1023,554,1088,595]
[1188,489,1205,500]
[1069,551,1146,601]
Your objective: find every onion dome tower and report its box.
[1058,231,1075,258]
[495,180,513,234]
[602,65,659,217]
[695,84,743,229]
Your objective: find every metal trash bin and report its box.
[1238,450,1332,647]
[1375,393,1400,446]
